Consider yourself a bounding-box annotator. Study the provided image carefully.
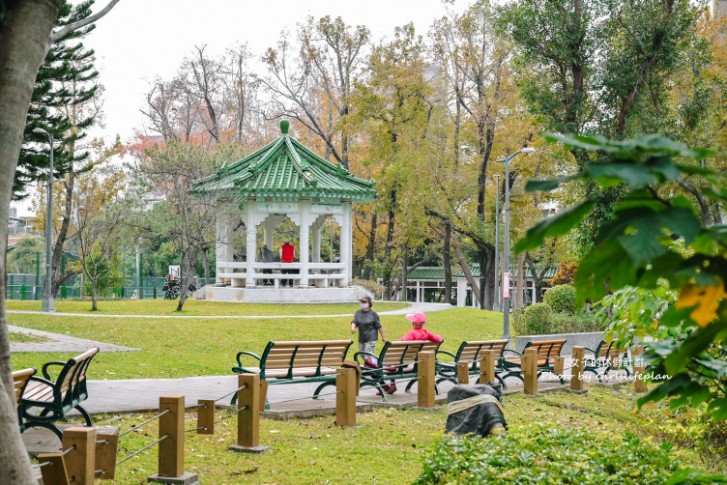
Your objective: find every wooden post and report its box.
[479,350,496,385]
[570,346,585,392]
[342,360,361,396]
[418,351,436,408]
[37,452,69,485]
[633,346,647,393]
[197,399,215,435]
[229,374,268,453]
[336,367,356,426]
[94,426,119,480]
[259,380,269,411]
[456,362,469,384]
[523,348,538,395]
[148,395,197,484]
[63,426,96,485]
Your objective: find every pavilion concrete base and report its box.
[203,285,369,304]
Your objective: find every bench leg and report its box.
[22,421,64,441]
[75,404,93,427]
[313,381,335,399]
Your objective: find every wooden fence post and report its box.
[479,350,496,385]
[570,346,585,392]
[456,362,469,384]
[94,426,119,480]
[230,374,268,454]
[418,351,436,408]
[197,399,215,435]
[336,367,356,426]
[633,346,647,393]
[63,426,96,485]
[37,452,69,485]
[523,348,538,395]
[148,395,197,484]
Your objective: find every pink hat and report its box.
[405,312,427,327]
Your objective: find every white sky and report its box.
[12,0,455,216]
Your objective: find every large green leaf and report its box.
[574,239,638,304]
[514,201,594,252]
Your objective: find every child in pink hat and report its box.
[377,312,442,396]
[400,312,443,343]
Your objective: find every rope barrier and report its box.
[32,461,53,469]
[212,405,249,425]
[268,390,340,406]
[119,408,171,437]
[95,469,106,476]
[62,445,76,456]
[185,402,208,411]
[185,426,208,433]
[215,384,248,403]
[116,434,170,466]
[96,439,110,445]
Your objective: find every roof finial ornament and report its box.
[280,119,289,135]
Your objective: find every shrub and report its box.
[415,424,715,485]
[351,278,385,301]
[544,284,577,314]
[551,311,604,333]
[523,303,554,334]
[511,307,527,335]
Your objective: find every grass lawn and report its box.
[9,307,504,379]
[6,298,408,316]
[86,385,724,484]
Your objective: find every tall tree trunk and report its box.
[363,211,377,280]
[201,246,211,285]
[0,2,63,483]
[443,223,452,304]
[514,253,525,308]
[401,244,409,302]
[383,192,397,299]
[91,281,98,311]
[52,169,75,296]
[453,237,480,307]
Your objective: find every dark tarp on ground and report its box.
[445,384,507,437]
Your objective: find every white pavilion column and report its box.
[340,203,352,287]
[311,218,321,263]
[215,209,234,284]
[456,278,467,307]
[299,203,311,287]
[245,200,257,288]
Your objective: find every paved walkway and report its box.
[9,325,139,353]
[7,301,452,320]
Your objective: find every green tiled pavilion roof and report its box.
[408,267,446,280]
[192,120,377,203]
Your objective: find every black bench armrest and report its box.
[234,351,261,369]
[353,351,378,367]
[502,349,522,359]
[41,361,67,381]
[435,350,456,362]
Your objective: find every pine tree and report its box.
[15,0,99,198]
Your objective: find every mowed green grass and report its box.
[9,307,504,379]
[90,385,720,484]
[6,298,408,316]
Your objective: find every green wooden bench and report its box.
[435,339,509,387]
[354,340,442,400]
[500,339,567,385]
[19,348,99,440]
[231,339,353,408]
[583,339,630,381]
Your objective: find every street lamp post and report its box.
[493,174,501,312]
[33,127,55,313]
[497,147,535,339]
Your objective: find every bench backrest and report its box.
[455,339,509,363]
[259,340,353,377]
[523,339,567,364]
[12,368,36,406]
[54,347,99,408]
[379,340,442,368]
[594,339,622,359]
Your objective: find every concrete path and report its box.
[9,324,139,353]
[7,301,452,320]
